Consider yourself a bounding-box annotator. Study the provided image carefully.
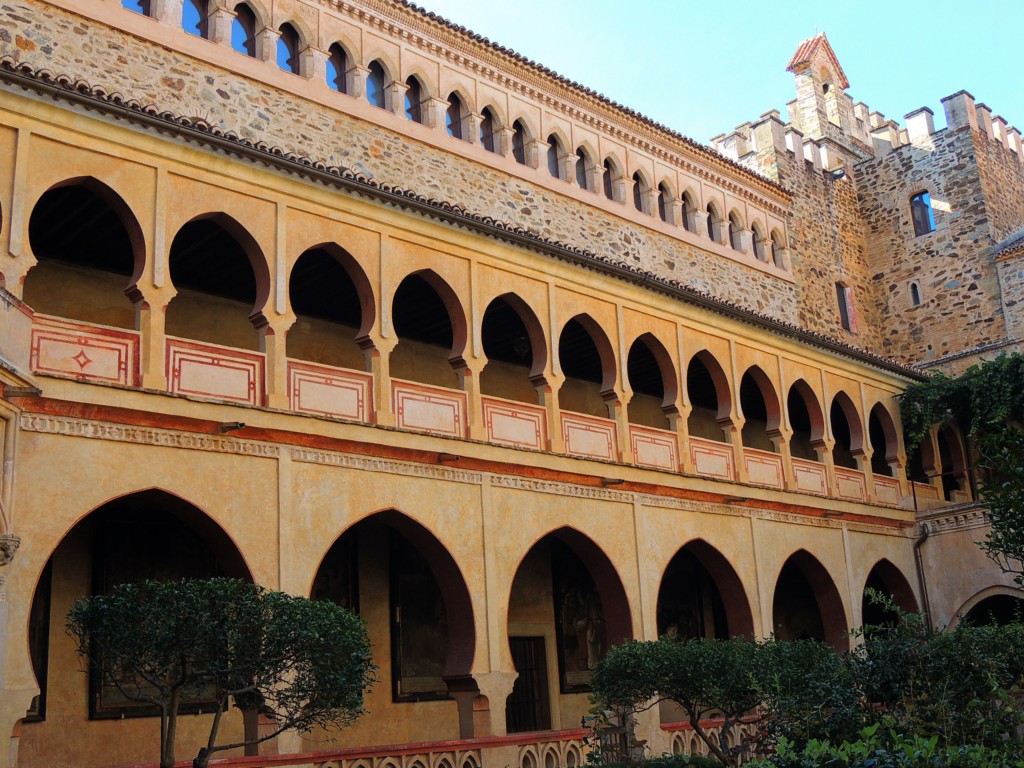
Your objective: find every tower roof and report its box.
[786,33,849,89]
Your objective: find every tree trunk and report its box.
[690,713,734,767]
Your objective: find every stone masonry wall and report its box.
[0,1,807,325]
[855,124,1013,366]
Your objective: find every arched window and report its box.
[728,213,744,252]
[770,228,786,268]
[479,107,496,152]
[123,0,152,15]
[909,281,922,306]
[547,135,562,179]
[658,183,671,222]
[681,192,694,231]
[575,149,589,191]
[366,61,387,109]
[512,120,527,165]
[706,205,717,241]
[231,4,257,57]
[632,172,646,213]
[446,93,464,140]
[911,191,936,236]
[752,228,765,261]
[182,0,209,38]
[603,158,615,200]
[326,44,348,93]
[404,77,422,123]
[277,23,300,74]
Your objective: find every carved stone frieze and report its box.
[0,533,20,566]
[289,448,483,484]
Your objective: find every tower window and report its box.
[366,61,387,109]
[910,281,922,306]
[404,77,422,123]
[512,121,527,165]
[231,4,257,57]
[327,45,348,94]
[277,24,300,74]
[836,282,855,332]
[911,191,936,236]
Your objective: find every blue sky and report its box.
[415,0,1021,144]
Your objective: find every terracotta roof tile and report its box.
[785,33,849,90]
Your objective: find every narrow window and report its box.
[658,184,670,222]
[752,230,765,262]
[575,149,588,190]
[910,281,922,306]
[366,61,387,109]
[277,24,300,74]
[231,4,257,57]
[603,159,614,200]
[446,93,464,139]
[327,44,348,94]
[480,107,496,152]
[546,135,561,179]
[632,172,645,212]
[123,0,152,15]
[182,0,208,37]
[836,282,854,331]
[911,191,936,236]
[404,77,422,123]
[728,214,741,251]
[512,121,527,165]
[706,205,717,241]
[771,230,786,268]
[681,194,693,231]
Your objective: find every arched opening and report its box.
[787,380,824,462]
[706,204,719,242]
[287,245,373,370]
[739,367,779,452]
[446,93,465,140]
[657,183,671,223]
[861,559,918,628]
[122,0,152,15]
[751,223,766,262]
[770,229,786,268]
[512,120,528,165]
[686,352,731,442]
[506,528,632,733]
[910,191,936,237]
[728,212,743,252]
[366,61,388,109]
[632,172,647,213]
[602,158,616,201]
[868,404,899,477]
[25,490,251,730]
[276,23,301,74]
[547,135,563,179]
[830,393,863,470]
[182,0,209,38]
[937,425,969,501]
[480,295,546,404]
[231,3,257,57]
[574,149,590,191]
[326,43,348,93]
[772,551,848,651]
[166,215,268,351]
[655,541,754,727]
[479,107,497,152]
[390,272,465,389]
[404,76,423,123]
[626,335,676,430]
[557,316,615,418]
[25,180,143,329]
[681,191,696,232]
[962,594,1024,625]
[312,511,475,708]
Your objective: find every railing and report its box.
[30,314,139,386]
[872,475,901,505]
[288,359,373,422]
[561,412,618,461]
[110,729,588,768]
[663,719,759,764]
[689,437,735,481]
[629,424,679,471]
[913,481,940,501]
[790,457,828,495]
[392,379,468,438]
[482,396,547,450]
[742,447,784,489]
[166,337,265,405]
[834,466,868,502]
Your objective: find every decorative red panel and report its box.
[743,447,784,489]
[288,360,372,422]
[30,314,139,386]
[482,396,546,450]
[166,338,264,406]
[629,424,678,471]
[392,379,467,438]
[834,466,868,501]
[873,475,900,505]
[791,457,828,495]
[689,436,734,481]
[561,412,617,461]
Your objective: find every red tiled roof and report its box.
[786,33,849,89]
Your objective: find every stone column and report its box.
[541,373,565,453]
[422,97,449,131]
[693,209,711,240]
[454,357,485,441]
[208,5,234,46]
[388,80,409,118]
[259,314,293,410]
[348,65,369,101]
[308,47,329,83]
[676,403,694,474]
[735,228,753,255]
[524,138,546,170]
[363,335,395,428]
[608,387,631,463]
[256,26,278,64]
[641,187,659,217]
[726,417,746,482]
[153,0,184,27]
[774,427,795,490]
[495,126,514,157]
[662,196,682,226]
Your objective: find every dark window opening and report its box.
[658,184,670,222]
[182,0,209,38]
[446,93,464,140]
[632,172,645,212]
[327,44,348,93]
[480,107,496,152]
[366,61,387,109]
[911,191,936,236]
[547,135,561,179]
[910,281,921,306]
[231,4,257,57]
[512,121,527,165]
[276,23,300,74]
[404,77,422,122]
[836,282,853,331]
[575,149,589,191]
[603,159,615,200]
[506,637,551,733]
[656,549,729,640]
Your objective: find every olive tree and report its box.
[67,578,377,768]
